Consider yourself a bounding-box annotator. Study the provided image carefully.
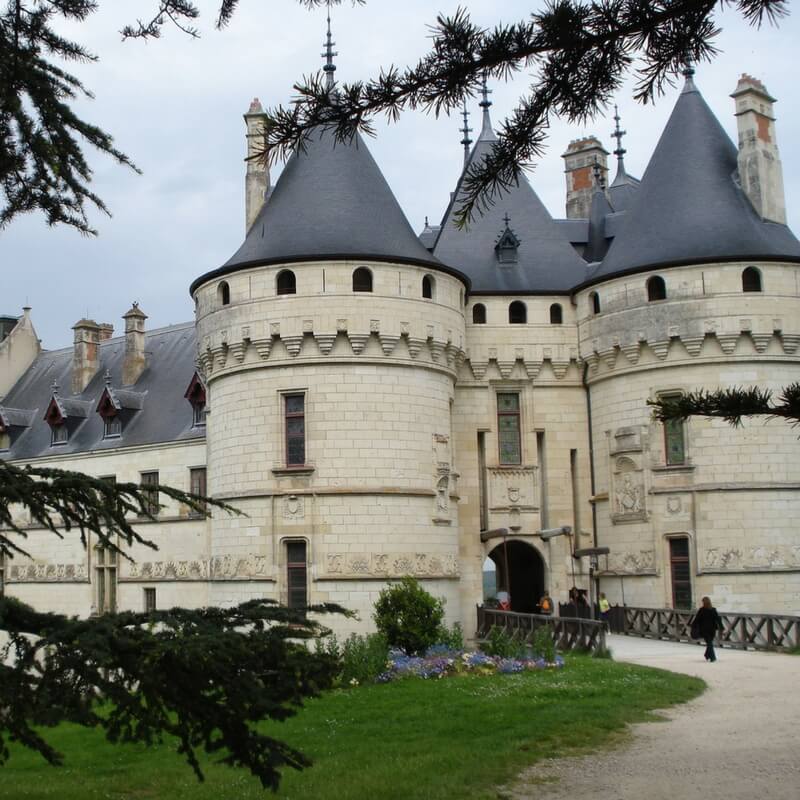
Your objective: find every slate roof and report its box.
[191,128,463,294]
[432,113,589,294]
[586,75,800,285]
[0,322,203,461]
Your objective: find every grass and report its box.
[2,655,704,800]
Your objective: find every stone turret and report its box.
[71,318,101,394]
[244,98,270,231]
[122,303,147,386]
[561,137,608,219]
[732,74,786,224]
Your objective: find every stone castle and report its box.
[2,52,799,630]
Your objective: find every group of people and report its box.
[536,588,612,623]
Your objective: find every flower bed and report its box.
[375,645,564,683]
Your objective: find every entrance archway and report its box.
[487,540,546,613]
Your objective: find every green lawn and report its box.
[2,656,703,800]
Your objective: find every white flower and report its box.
[349,678,359,686]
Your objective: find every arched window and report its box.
[472,303,487,324]
[352,267,373,292]
[647,275,667,302]
[218,281,230,306]
[509,301,527,324]
[422,275,435,299]
[549,303,563,324]
[589,291,600,315]
[276,270,296,296]
[742,266,762,293]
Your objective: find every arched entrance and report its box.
[487,540,546,613]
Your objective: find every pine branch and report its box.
[0,459,240,559]
[648,383,800,427]
[0,596,348,788]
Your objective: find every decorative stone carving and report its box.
[666,496,682,515]
[9,562,88,582]
[610,426,643,454]
[611,456,647,523]
[702,545,800,571]
[124,554,270,581]
[488,466,537,512]
[283,494,305,520]
[604,550,656,574]
[320,552,459,579]
[435,475,449,513]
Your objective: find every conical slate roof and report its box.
[433,121,588,293]
[588,76,800,284]
[191,128,452,293]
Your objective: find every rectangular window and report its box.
[144,587,157,612]
[193,403,206,427]
[103,416,121,439]
[51,424,68,445]
[285,394,306,467]
[661,393,686,465]
[95,547,118,614]
[286,540,308,610]
[497,393,522,465]
[189,467,207,517]
[669,537,692,609]
[140,471,160,516]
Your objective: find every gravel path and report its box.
[507,634,800,800]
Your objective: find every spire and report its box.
[478,72,497,142]
[460,100,473,166]
[322,0,337,92]
[681,56,696,94]
[611,105,627,178]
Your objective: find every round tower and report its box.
[191,124,468,633]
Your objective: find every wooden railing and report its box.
[476,606,607,653]
[620,606,800,652]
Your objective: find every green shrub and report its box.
[340,633,389,685]
[373,577,445,655]
[314,633,341,661]
[532,624,556,663]
[436,621,464,651]
[481,626,527,659]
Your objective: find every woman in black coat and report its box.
[691,596,724,662]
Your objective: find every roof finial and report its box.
[681,54,696,93]
[104,369,112,388]
[460,99,473,166]
[503,213,511,228]
[610,104,628,182]
[51,379,60,396]
[321,0,337,92]
[478,71,496,141]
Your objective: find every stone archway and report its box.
[488,540,546,613]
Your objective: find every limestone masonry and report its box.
[2,64,799,633]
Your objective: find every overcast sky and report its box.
[3,1,799,351]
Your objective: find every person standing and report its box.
[691,596,724,662]
[599,592,610,624]
[539,592,553,615]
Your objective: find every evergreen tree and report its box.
[0,459,345,788]
[0,1,787,232]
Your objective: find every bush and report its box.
[532,624,556,664]
[340,633,390,686]
[436,622,464,651]
[373,577,445,655]
[481,626,527,659]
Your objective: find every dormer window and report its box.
[96,374,144,440]
[51,423,68,445]
[44,384,90,446]
[103,415,122,439]
[495,215,521,264]
[184,372,207,428]
[0,406,34,451]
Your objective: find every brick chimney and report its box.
[244,98,270,232]
[562,137,609,219]
[71,318,101,394]
[731,74,786,224]
[122,303,147,386]
[98,323,114,341]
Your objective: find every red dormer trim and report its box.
[96,388,119,420]
[184,372,206,407]
[44,397,65,427]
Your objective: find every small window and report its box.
[286,540,308,611]
[140,471,160,516]
[189,467,207,517]
[51,423,68,446]
[549,303,563,324]
[352,267,373,293]
[422,275,434,300]
[218,281,231,306]
[103,415,121,439]
[285,394,306,467]
[742,266,762,292]
[144,587,157,612]
[509,301,527,324]
[497,393,522,465]
[647,275,667,302]
[0,431,10,451]
[277,270,297,295]
[589,291,600,315]
[472,304,487,324]
[95,547,118,614]
[660,394,686,466]
[669,537,692,609]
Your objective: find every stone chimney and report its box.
[71,318,101,394]
[562,137,609,219]
[122,303,147,386]
[244,98,270,232]
[732,74,786,224]
[98,323,114,341]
